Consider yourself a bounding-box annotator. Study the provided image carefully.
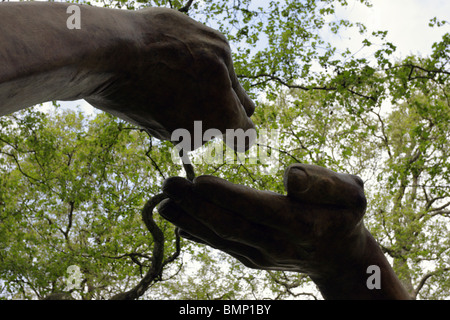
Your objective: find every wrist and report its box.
[310,227,411,300]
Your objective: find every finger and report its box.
[283,163,367,211]
[161,177,294,253]
[201,60,256,151]
[220,67,256,152]
[178,230,305,272]
[220,40,256,118]
[229,65,256,117]
[177,229,258,269]
[158,198,276,269]
[222,89,256,152]
[181,228,280,271]
[163,176,300,230]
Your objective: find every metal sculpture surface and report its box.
[0,2,411,299]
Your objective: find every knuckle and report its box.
[352,174,365,189]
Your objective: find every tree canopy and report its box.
[1,0,449,299]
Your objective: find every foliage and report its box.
[1,0,449,299]
[0,109,182,299]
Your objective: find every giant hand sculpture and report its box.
[1,2,410,300]
[0,2,254,146]
[159,164,412,300]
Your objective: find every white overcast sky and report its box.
[333,0,450,58]
[42,0,450,113]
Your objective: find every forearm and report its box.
[0,2,139,115]
[311,229,412,300]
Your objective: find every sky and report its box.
[332,0,450,59]
[39,0,450,113]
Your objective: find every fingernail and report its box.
[284,167,310,195]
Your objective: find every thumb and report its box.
[283,163,367,211]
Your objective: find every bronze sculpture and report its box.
[0,2,255,145]
[0,2,410,299]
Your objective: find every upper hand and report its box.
[85,7,255,148]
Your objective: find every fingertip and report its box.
[223,112,257,152]
[230,70,256,117]
[157,198,172,213]
[352,175,365,188]
[158,198,181,222]
[162,177,193,200]
[242,94,256,117]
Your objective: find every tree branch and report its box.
[0,151,41,183]
[109,193,168,300]
[269,272,318,300]
[178,0,195,13]
[237,73,332,91]
[62,201,75,241]
[237,73,377,102]
[107,135,197,299]
[145,140,166,180]
[413,267,450,299]
[429,200,450,212]
[162,228,181,268]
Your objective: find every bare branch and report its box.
[237,73,331,91]
[109,193,168,300]
[429,210,450,218]
[369,109,392,159]
[62,201,75,241]
[0,151,41,182]
[179,0,195,13]
[178,148,196,181]
[163,228,181,267]
[256,142,302,163]
[414,267,450,299]
[430,200,450,212]
[237,73,377,102]
[268,272,318,300]
[145,139,166,180]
